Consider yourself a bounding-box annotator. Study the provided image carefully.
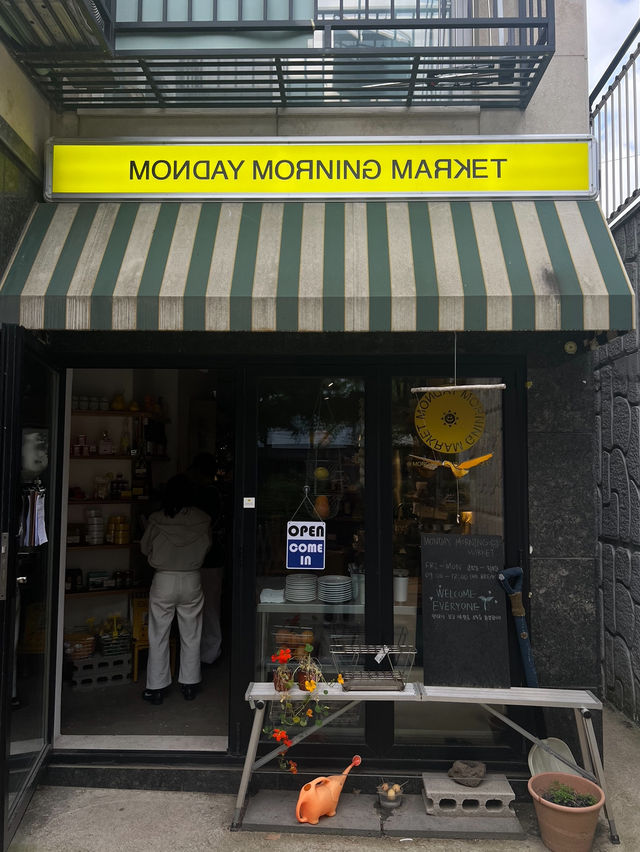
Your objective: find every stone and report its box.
[615,547,632,586]
[615,583,635,643]
[628,408,640,484]
[447,761,486,788]
[631,553,640,603]
[613,636,635,718]
[601,449,611,503]
[613,359,629,396]
[630,483,640,545]
[613,397,631,451]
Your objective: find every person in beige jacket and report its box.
[141,474,212,705]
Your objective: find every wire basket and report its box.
[98,630,131,656]
[330,636,416,691]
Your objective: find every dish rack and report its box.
[330,636,416,691]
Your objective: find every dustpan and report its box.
[528,737,581,777]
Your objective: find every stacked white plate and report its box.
[285,574,317,602]
[318,574,352,603]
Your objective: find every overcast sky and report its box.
[587,0,639,88]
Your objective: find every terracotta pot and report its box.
[528,772,605,852]
[297,670,314,691]
[273,670,292,692]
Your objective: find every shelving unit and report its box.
[65,587,147,598]
[64,403,169,666]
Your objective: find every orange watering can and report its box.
[295,755,362,825]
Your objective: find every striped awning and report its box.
[0,199,634,332]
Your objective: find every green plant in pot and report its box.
[528,771,605,852]
[293,643,325,691]
[265,644,343,773]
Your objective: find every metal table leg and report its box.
[573,707,595,774]
[231,700,266,830]
[578,708,620,845]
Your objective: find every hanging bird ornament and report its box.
[408,453,494,479]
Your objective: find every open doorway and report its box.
[57,367,233,750]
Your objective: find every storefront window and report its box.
[391,377,506,744]
[255,376,365,740]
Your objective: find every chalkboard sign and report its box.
[421,533,511,688]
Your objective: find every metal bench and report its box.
[232,682,618,843]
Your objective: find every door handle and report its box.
[0,532,8,601]
[16,576,28,585]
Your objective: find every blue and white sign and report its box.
[286,521,326,570]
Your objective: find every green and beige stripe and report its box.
[0,199,633,332]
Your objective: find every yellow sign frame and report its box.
[45,136,597,201]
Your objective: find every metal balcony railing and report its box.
[590,20,640,225]
[0,0,115,51]
[0,0,554,110]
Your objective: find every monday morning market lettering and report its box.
[46,138,595,199]
[128,156,508,182]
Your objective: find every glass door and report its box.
[391,376,510,744]
[241,362,527,763]
[254,375,366,742]
[0,325,62,850]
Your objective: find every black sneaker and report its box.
[181,684,197,701]
[142,689,163,705]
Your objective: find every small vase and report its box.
[273,671,291,692]
[528,772,605,852]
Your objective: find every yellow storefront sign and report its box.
[46,137,596,200]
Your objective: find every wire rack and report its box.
[330,636,416,691]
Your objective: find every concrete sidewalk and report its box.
[9,704,640,852]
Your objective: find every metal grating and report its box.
[0,0,554,110]
[0,0,114,51]
[13,49,551,109]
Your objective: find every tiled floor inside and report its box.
[59,652,229,738]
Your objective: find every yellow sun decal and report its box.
[414,390,486,454]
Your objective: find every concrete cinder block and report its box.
[71,653,132,690]
[421,772,516,818]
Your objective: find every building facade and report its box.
[0,1,635,847]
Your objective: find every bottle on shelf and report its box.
[143,417,154,456]
[119,425,131,455]
[132,450,151,500]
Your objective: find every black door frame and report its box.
[0,335,531,777]
[0,325,65,851]
[231,353,531,768]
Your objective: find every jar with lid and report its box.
[110,472,125,499]
[94,475,109,500]
[99,430,113,455]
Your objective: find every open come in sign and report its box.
[286,521,326,570]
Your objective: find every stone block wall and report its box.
[596,210,640,722]
[527,345,599,693]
